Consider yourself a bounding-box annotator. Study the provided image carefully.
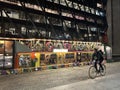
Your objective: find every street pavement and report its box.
[0,62,120,90]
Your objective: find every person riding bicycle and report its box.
[92,48,104,73]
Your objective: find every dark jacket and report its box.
[92,50,104,61]
[98,50,104,61]
[92,52,99,61]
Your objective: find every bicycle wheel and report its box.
[100,64,106,76]
[88,66,97,79]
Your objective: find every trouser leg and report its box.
[99,60,104,70]
[94,61,98,71]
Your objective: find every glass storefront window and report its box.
[40,53,57,66]
[0,40,13,69]
[19,54,33,68]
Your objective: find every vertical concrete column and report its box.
[107,0,120,60]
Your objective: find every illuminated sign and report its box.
[53,49,68,52]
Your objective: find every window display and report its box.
[40,53,57,66]
[19,55,32,68]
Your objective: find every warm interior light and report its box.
[53,49,68,52]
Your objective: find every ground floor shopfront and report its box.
[0,39,111,75]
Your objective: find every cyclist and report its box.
[92,48,104,73]
[98,50,104,71]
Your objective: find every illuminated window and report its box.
[81,5,85,11]
[100,12,104,16]
[90,8,95,14]
[75,15,84,20]
[45,8,58,15]
[73,3,79,10]
[97,3,102,8]
[96,10,100,16]
[53,0,59,4]
[21,27,26,35]
[91,27,97,31]
[64,20,71,27]
[60,0,66,6]
[66,0,72,8]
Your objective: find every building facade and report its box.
[0,0,108,41]
[0,0,108,70]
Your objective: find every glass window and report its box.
[90,8,95,14]
[96,10,100,16]
[21,27,26,35]
[97,19,103,24]
[66,0,72,8]
[45,8,59,15]
[85,6,90,13]
[60,0,66,6]
[0,40,13,69]
[91,27,97,31]
[62,12,73,18]
[64,20,71,27]
[48,17,61,26]
[97,3,102,8]
[75,14,84,20]
[100,12,104,16]
[81,5,85,11]
[73,3,79,10]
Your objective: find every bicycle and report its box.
[88,60,106,79]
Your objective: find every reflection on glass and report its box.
[0,40,13,69]
[5,41,13,54]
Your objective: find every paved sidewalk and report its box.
[46,71,120,90]
[0,62,120,90]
